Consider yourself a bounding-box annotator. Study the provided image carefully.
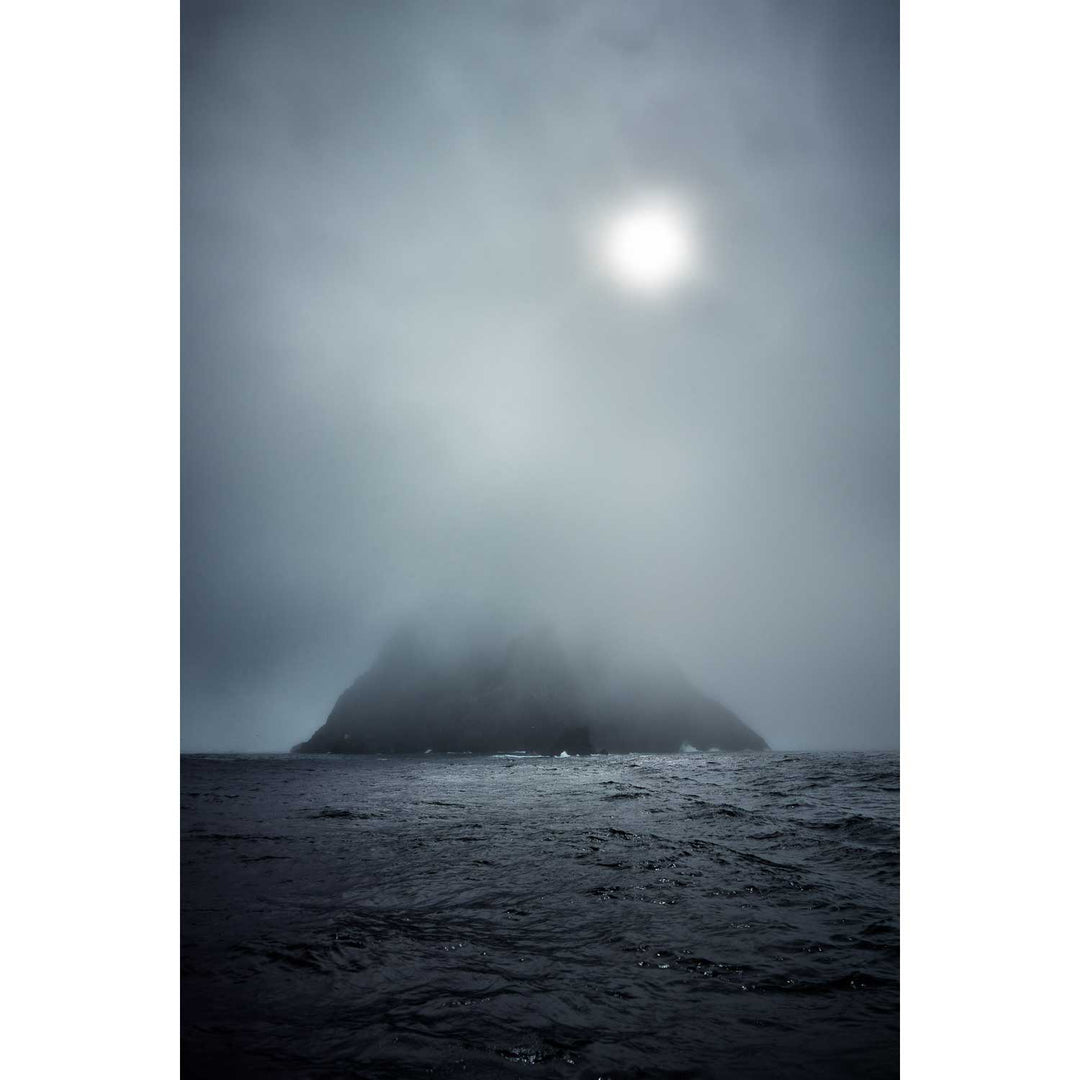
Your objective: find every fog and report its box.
[181,0,898,752]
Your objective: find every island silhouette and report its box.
[294,623,767,755]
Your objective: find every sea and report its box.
[182,751,899,1078]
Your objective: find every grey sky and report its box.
[182,0,898,752]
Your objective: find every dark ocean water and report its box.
[182,751,898,1079]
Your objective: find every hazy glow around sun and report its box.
[601,198,695,293]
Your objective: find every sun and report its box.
[602,199,694,293]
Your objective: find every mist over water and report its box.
[181,0,898,754]
[181,4,899,1073]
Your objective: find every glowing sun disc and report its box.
[603,200,694,292]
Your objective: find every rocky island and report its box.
[293,623,767,755]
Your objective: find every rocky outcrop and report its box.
[292,624,767,754]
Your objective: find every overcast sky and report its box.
[181,0,898,752]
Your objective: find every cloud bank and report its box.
[182,0,898,751]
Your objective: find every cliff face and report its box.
[292,624,768,754]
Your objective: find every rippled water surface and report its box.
[182,752,898,1078]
